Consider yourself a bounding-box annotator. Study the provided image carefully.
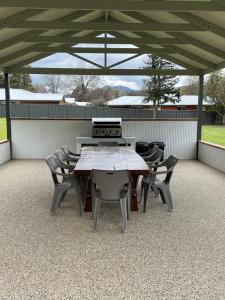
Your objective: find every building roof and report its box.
[106,95,211,106]
[74,101,93,107]
[0,88,63,102]
[0,3,225,76]
[65,97,75,104]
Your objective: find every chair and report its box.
[142,155,178,212]
[61,145,80,162]
[92,169,131,233]
[139,145,159,159]
[46,155,83,216]
[98,141,119,147]
[139,148,164,203]
[55,149,76,166]
[55,149,89,205]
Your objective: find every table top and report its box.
[74,146,150,175]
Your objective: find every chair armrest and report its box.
[68,149,80,157]
[54,170,74,178]
[58,161,75,172]
[151,166,174,176]
[146,158,161,167]
[64,153,80,162]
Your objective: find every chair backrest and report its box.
[61,145,72,156]
[46,155,61,185]
[141,145,159,157]
[92,169,130,200]
[159,155,178,183]
[148,148,164,163]
[55,149,68,164]
[98,141,118,147]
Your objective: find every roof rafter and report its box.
[174,12,225,40]
[39,46,177,54]
[69,53,104,69]
[0,10,94,51]
[0,12,101,66]
[110,30,200,72]
[106,54,142,69]
[27,36,188,45]
[8,31,101,68]
[121,11,217,69]
[0,8,46,29]
[0,1,222,11]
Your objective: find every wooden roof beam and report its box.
[6,67,200,76]
[0,0,222,11]
[10,21,202,32]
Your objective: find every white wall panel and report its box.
[0,141,10,165]
[11,120,197,159]
[198,142,225,173]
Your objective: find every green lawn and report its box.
[202,125,225,147]
[0,118,7,141]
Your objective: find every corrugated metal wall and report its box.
[198,142,225,173]
[0,141,10,165]
[0,103,213,123]
[11,119,197,159]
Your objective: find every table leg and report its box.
[131,175,139,211]
[84,194,92,212]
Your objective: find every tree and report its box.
[70,75,101,101]
[204,71,225,124]
[180,76,199,95]
[0,72,33,91]
[45,75,65,94]
[143,55,180,108]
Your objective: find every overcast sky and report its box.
[31,52,187,90]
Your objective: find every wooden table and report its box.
[74,146,150,211]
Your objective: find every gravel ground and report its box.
[0,160,225,300]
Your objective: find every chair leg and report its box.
[126,196,130,221]
[79,192,83,217]
[51,189,64,214]
[158,188,166,204]
[91,182,95,219]
[93,197,101,231]
[58,190,67,207]
[163,186,173,211]
[143,183,150,213]
[120,197,127,233]
[139,181,144,204]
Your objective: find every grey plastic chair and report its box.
[55,149,76,166]
[92,169,131,233]
[46,155,83,216]
[142,155,178,212]
[61,145,80,162]
[139,148,164,203]
[140,145,159,159]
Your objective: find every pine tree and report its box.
[0,72,33,91]
[143,55,180,108]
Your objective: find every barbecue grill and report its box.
[92,118,122,138]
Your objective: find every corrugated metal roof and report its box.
[106,95,211,106]
[0,88,63,101]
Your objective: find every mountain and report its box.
[103,85,136,93]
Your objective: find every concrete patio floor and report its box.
[0,160,225,299]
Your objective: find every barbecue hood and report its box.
[91,118,122,138]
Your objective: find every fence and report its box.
[0,103,212,123]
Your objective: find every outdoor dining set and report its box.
[46,143,178,233]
